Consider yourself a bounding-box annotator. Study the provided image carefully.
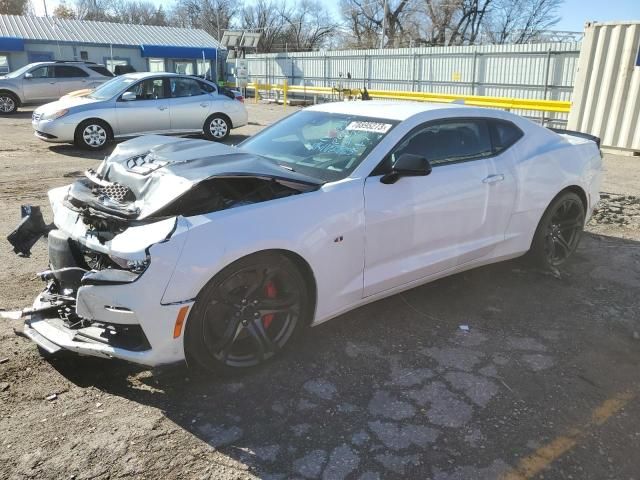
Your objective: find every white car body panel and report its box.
[22,102,602,366]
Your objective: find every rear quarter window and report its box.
[89,66,114,77]
[490,120,524,153]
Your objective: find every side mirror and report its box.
[381,153,432,184]
[120,91,136,102]
[24,72,33,79]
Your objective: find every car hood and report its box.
[35,95,99,115]
[63,135,322,231]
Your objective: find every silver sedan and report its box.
[31,72,248,150]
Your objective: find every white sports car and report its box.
[16,102,602,372]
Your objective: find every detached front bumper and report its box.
[23,294,193,366]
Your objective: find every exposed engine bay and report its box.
[61,137,321,242]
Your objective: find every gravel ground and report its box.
[1,105,639,480]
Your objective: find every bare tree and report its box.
[278,0,338,51]
[447,0,494,45]
[241,0,286,52]
[340,0,419,48]
[74,0,115,21]
[169,0,241,40]
[53,1,77,18]
[486,0,563,44]
[110,0,168,25]
[422,0,461,45]
[0,0,29,15]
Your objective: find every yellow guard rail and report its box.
[246,82,570,114]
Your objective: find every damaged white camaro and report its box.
[16,102,602,372]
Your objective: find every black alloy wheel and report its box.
[530,191,585,268]
[185,252,310,373]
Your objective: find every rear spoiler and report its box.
[548,127,601,149]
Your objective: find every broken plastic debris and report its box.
[46,394,58,401]
[459,325,470,332]
[0,357,8,364]
[0,310,23,320]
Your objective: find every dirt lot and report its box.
[1,104,639,480]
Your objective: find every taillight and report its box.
[236,96,244,103]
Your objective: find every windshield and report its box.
[4,64,35,78]
[239,111,397,182]
[87,75,138,100]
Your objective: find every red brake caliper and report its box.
[262,280,277,328]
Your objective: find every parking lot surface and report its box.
[1,104,639,480]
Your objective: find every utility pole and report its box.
[379,0,387,49]
[43,0,49,17]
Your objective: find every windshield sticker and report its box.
[346,121,392,133]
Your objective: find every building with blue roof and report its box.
[0,15,224,78]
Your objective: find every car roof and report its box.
[122,72,187,80]
[307,100,471,121]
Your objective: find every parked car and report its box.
[0,61,113,115]
[31,72,248,149]
[16,102,602,373]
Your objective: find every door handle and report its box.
[158,106,168,111]
[200,103,208,107]
[483,174,505,184]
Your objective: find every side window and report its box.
[392,119,493,167]
[88,66,114,77]
[54,66,89,78]
[29,66,52,78]
[198,81,215,93]
[490,120,523,153]
[124,78,166,100]
[169,78,208,98]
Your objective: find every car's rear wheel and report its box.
[529,191,585,268]
[185,252,310,374]
[204,114,231,141]
[75,119,111,150]
[0,92,18,114]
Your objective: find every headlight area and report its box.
[29,229,154,354]
[42,109,68,121]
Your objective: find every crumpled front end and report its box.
[14,136,320,366]
[22,186,193,367]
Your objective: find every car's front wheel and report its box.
[185,252,311,374]
[74,119,112,150]
[529,191,586,269]
[0,92,18,114]
[203,114,231,141]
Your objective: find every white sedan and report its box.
[31,72,248,150]
[18,101,602,373]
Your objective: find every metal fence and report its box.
[227,42,581,123]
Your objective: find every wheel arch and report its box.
[205,111,233,129]
[562,185,588,212]
[528,184,588,250]
[189,248,318,327]
[0,89,21,106]
[75,117,114,139]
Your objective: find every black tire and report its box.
[74,119,112,150]
[0,92,18,114]
[185,252,311,375]
[203,114,231,141]
[528,191,585,269]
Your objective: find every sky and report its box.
[31,0,640,34]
